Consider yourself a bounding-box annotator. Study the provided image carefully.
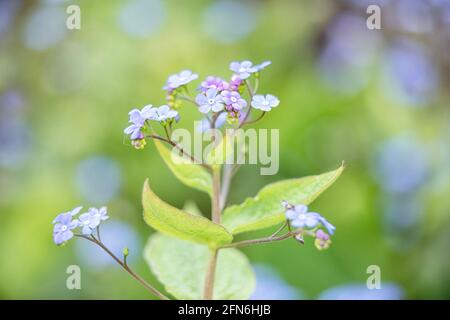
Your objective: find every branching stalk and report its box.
[220,229,314,249]
[75,234,169,300]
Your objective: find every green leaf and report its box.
[222,165,344,235]
[144,233,255,300]
[142,180,232,248]
[154,140,212,196]
[182,201,203,217]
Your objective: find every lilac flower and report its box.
[163,70,198,90]
[229,74,243,90]
[251,94,280,111]
[199,76,228,92]
[151,105,178,122]
[229,60,258,79]
[221,90,247,111]
[52,207,82,245]
[255,60,271,71]
[195,88,224,113]
[283,203,335,235]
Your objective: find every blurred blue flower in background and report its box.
[203,0,258,44]
[250,264,303,300]
[391,0,434,34]
[374,136,428,194]
[0,0,21,38]
[343,0,390,9]
[0,116,32,169]
[117,0,166,38]
[75,156,122,205]
[317,13,383,95]
[318,282,404,300]
[75,221,141,270]
[22,3,67,51]
[382,194,423,251]
[380,39,438,107]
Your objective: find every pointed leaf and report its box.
[154,140,212,196]
[144,233,255,300]
[142,180,232,248]
[222,165,344,235]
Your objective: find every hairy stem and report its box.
[220,229,308,249]
[219,164,233,211]
[211,167,221,224]
[203,249,218,300]
[75,234,170,300]
[204,166,222,300]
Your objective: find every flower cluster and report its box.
[193,59,274,122]
[282,201,335,250]
[52,206,109,245]
[124,59,279,147]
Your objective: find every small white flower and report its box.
[163,70,198,90]
[251,94,280,112]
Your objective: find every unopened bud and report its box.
[132,139,146,150]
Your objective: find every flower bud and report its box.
[132,139,146,150]
[122,247,129,257]
[314,229,331,250]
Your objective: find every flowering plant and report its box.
[53,60,343,300]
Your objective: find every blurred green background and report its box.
[0,0,449,299]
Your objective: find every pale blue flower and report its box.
[78,206,110,235]
[164,70,198,90]
[151,105,178,122]
[123,123,144,140]
[124,105,155,140]
[229,60,258,79]
[195,88,224,113]
[88,206,109,222]
[284,204,335,235]
[52,206,82,245]
[52,206,82,224]
[251,94,280,111]
[79,212,100,235]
